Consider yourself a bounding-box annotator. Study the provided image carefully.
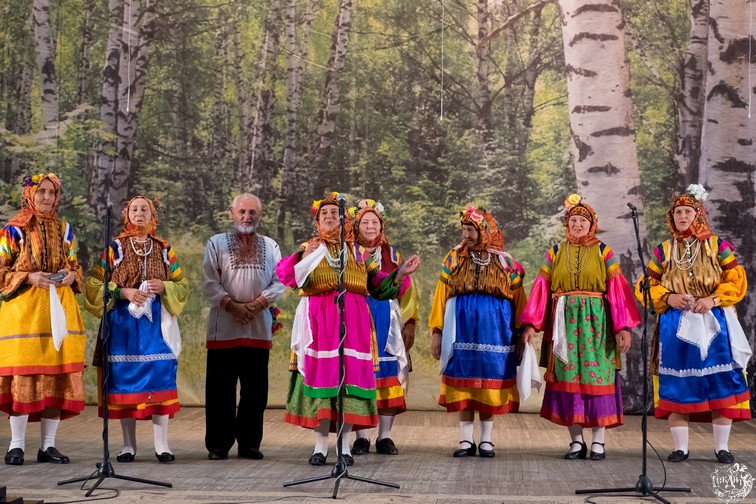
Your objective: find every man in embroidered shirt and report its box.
[202,194,285,460]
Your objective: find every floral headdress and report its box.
[7,172,62,228]
[116,195,168,247]
[667,183,711,241]
[353,198,388,248]
[563,194,600,246]
[459,206,504,253]
[310,191,354,243]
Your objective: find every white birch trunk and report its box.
[674,0,709,186]
[32,0,59,128]
[559,0,647,412]
[699,0,756,389]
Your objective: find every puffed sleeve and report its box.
[520,245,556,331]
[428,250,454,331]
[83,244,118,317]
[160,244,189,317]
[635,242,672,314]
[0,226,26,299]
[601,243,641,332]
[714,238,747,307]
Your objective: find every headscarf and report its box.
[563,193,600,247]
[7,172,62,229]
[353,198,388,248]
[310,191,354,244]
[458,206,505,256]
[116,195,169,247]
[666,183,712,242]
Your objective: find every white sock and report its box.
[591,427,605,454]
[459,420,474,448]
[480,420,494,444]
[313,420,329,456]
[340,424,353,456]
[40,417,60,451]
[670,425,689,453]
[9,415,29,451]
[152,414,171,454]
[568,425,584,452]
[355,428,370,441]
[377,415,395,441]
[713,424,731,453]
[120,418,137,455]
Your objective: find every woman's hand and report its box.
[617,330,632,353]
[121,287,152,307]
[518,326,537,360]
[668,293,694,311]
[691,296,714,314]
[396,255,421,283]
[402,322,416,351]
[431,330,442,360]
[57,269,75,287]
[27,272,53,289]
[301,240,322,259]
[145,279,165,295]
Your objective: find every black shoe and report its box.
[4,448,24,465]
[564,441,587,460]
[375,438,399,455]
[589,442,605,460]
[308,452,327,466]
[343,454,354,466]
[352,437,370,455]
[478,441,495,458]
[238,447,264,460]
[116,451,135,462]
[667,450,689,462]
[715,450,735,464]
[208,449,228,461]
[453,441,476,457]
[155,451,175,463]
[37,447,70,464]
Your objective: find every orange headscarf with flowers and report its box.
[563,194,600,247]
[458,206,505,255]
[310,191,354,244]
[354,199,388,248]
[666,184,712,242]
[116,195,168,248]
[7,173,62,229]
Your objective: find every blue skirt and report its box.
[367,296,399,381]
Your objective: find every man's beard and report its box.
[235,223,257,234]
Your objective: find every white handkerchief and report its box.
[677,311,720,360]
[49,285,68,351]
[517,342,542,401]
[128,281,154,321]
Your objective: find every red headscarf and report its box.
[7,172,62,229]
[458,206,505,256]
[666,184,712,242]
[116,195,169,247]
[310,192,354,244]
[563,194,600,247]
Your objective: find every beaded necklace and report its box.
[565,242,589,284]
[470,250,491,267]
[324,243,344,270]
[130,237,153,282]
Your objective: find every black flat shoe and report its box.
[667,450,689,462]
[37,447,70,464]
[116,451,135,462]
[208,449,228,460]
[4,448,24,465]
[343,454,354,466]
[352,437,370,455]
[308,452,327,466]
[453,441,476,457]
[589,442,605,460]
[155,451,175,463]
[478,441,495,458]
[564,441,587,460]
[716,450,735,464]
[238,447,264,460]
[375,438,399,455]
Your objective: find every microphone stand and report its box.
[58,204,171,495]
[284,196,399,498]
[575,203,689,503]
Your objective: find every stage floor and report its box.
[1,407,754,503]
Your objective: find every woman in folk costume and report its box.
[0,173,86,466]
[276,192,420,466]
[84,196,188,463]
[350,199,420,456]
[635,184,750,464]
[521,194,640,460]
[429,206,526,458]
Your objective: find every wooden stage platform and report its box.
[1,407,754,503]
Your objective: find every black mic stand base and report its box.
[283,457,400,498]
[58,460,173,496]
[576,474,690,504]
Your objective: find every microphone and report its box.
[627,202,637,211]
[106,201,113,210]
[337,193,347,203]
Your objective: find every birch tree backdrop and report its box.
[1,0,754,412]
